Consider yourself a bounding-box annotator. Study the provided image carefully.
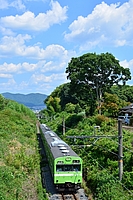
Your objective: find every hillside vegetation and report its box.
[0,95,46,200]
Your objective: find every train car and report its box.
[40,124,82,191]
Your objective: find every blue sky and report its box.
[0,0,133,95]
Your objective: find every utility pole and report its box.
[118,119,123,181]
[63,116,65,135]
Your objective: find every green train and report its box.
[40,124,82,191]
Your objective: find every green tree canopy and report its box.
[111,85,133,103]
[66,52,131,113]
[45,96,61,115]
[45,83,79,111]
[101,92,128,117]
[0,94,9,110]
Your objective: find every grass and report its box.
[0,100,46,200]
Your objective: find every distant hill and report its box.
[2,92,47,107]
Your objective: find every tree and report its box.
[44,83,79,111]
[101,92,122,117]
[45,96,61,115]
[0,95,8,110]
[66,52,131,114]
[111,85,133,103]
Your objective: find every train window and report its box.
[56,165,81,172]
[64,165,73,171]
[73,165,81,171]
[56,165,63,172]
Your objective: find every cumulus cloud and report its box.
[0,34,75,61]
[0,63,21,73]
[30,72,67,85]
[64,0,133,50]
[0,1,68,31]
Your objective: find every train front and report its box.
[54,156,82,191]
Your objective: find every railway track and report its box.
[50,193,78,200]
[62,193,78,200]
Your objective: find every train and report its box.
[40,123,82,191]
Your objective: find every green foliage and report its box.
[66,52,131,115]
[65,114,83,128]
[45,96,61,115]
[64,103,77,113]
[0,94,9,110]
[44,83,79,111]
[101,92,120,117]
[123,171,133,190]
[111,85,133,103]
[93,114,110,126]
[6,100,36,118]
[0,97,45,199]
[95,171,128,200]
[41,109,133,199]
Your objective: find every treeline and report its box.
[43,83,133,118]
[42,52,132,118]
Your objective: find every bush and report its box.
[94,114,110,126]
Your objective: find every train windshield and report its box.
[56,165,81,172]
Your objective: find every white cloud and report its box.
[10,0,26,11]
[0,73,13,78]
[0,0,25,10]
[0,78,16,89]
[0,34,75,62]
[0,63,21,73]
[120,59,133,69]
[120,59,133,85]
[0,1,68,31]
[0,34,31,56]
[0,0,8,9]
[22,62,39,71]
[64,0,133,50]
[30,72,67,85]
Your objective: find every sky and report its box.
[0,0,133,95]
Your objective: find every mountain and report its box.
[2,92,47,107]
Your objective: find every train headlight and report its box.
[57,161,64,164]
[73,160,80,163]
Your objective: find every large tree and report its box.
[66,52,131,114]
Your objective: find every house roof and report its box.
[121,104,133,110]
[119,104,133,114]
